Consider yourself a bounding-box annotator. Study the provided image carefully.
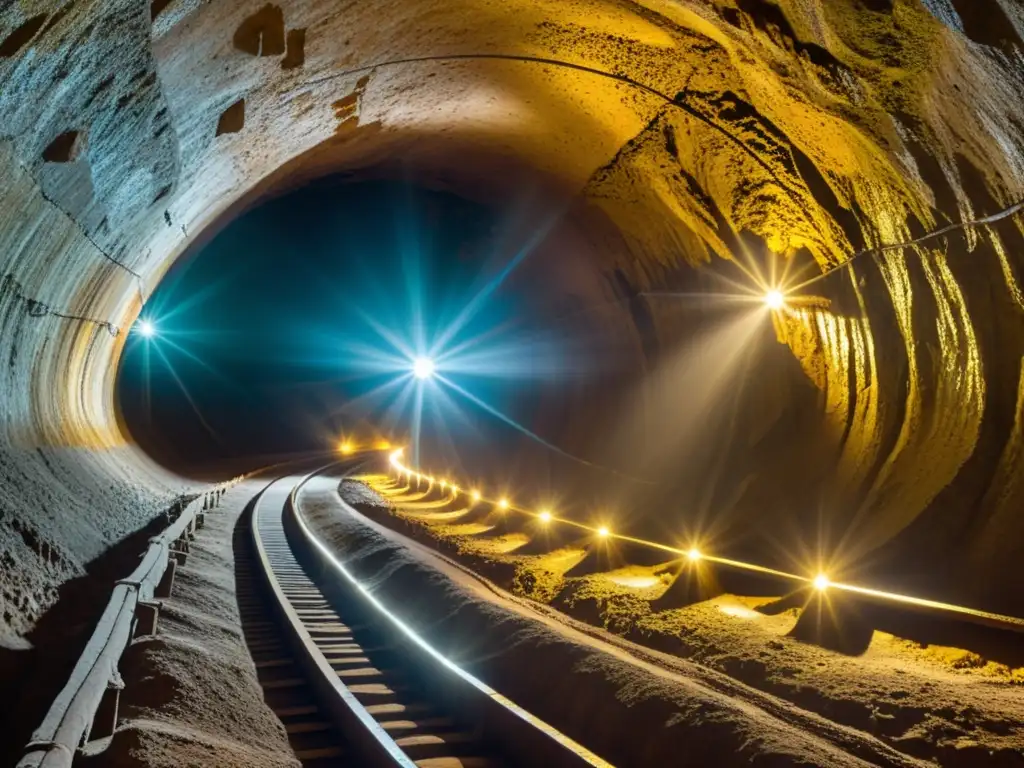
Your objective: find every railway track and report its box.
[235,519,348,765]
[236,468,608,768]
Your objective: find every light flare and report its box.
[412,356,436,379]
[286,470,612,768]
[386,451,1024,634]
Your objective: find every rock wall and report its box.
[2,0,1024,644]
[0,137,191,646]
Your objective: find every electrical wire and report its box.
[794,196,1024,291]
[0,274,119,336]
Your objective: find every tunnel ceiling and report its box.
[3,0,1024,643]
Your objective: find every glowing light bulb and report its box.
[539,510,552,523]
[137,319,156,338]
[440,480,448,490]
[413,357,435,379]
[497,498,509,510]
[339,441,354,455]
[765,290,785,310]
[597,526,610,538]
[813,573,831,591]
[687,547,702,562]
[451,485,460,496]
[471,490,482,502]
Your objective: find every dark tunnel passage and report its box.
[116,178,553,469]
[5,0,1024,764]
[116,169,851,600]
[115,176,648,484]
[2,0,1024,627]
[114,157,1024,622]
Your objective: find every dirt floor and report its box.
[0,500,191,768]
[344,472,1024,767]
[79,477,300,768]
[297,472,919,767]
[30,465,1019,767]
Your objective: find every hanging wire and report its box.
[13,152,144,280]
[286,52,801,199]
[793,196,1024,292]
[0,274,120,336]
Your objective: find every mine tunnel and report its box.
[3,1,1024,766]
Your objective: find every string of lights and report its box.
[382,447,1024,634]
[385,446,820,582]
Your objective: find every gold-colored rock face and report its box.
[1,0,1024,635]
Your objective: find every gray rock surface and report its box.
[3,0,1024,647]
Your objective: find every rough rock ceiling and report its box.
[2,0,1024,643]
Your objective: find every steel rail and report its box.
[259,462,612,767]
[248,469,415,766]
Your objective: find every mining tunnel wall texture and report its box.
[3,0,1024,645]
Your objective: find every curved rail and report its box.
[18,477,243,768]
[247,472,413,766]
[246,464,612,767]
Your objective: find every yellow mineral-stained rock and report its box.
[1,0,1024,648]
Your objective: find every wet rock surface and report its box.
[349,475,1024,766]
[2,0,1024,718]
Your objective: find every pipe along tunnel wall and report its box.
[3,0,1024,655]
